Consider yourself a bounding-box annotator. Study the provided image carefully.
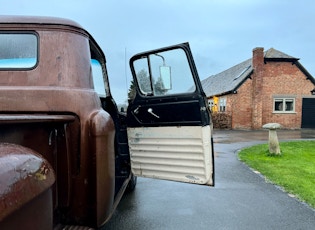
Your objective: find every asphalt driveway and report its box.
[104,129,315,230]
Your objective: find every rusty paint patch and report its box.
[35,164,50,181]
[0,143,55,221]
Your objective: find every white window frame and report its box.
[219,97,226,112]
[273,97,295,113]
[208,99,214,109]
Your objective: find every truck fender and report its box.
[0,143,55,229]
[89,109,115,227]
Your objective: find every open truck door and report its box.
[127,43,214,186]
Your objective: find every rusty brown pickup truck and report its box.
[0,16,214,229]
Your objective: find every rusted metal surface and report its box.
[0,189,53,230]
[0,143,55,221]
[0,15,84,28]
[0,16,116,228]
[0,114,76,123]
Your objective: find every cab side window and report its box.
[91,59,106,97]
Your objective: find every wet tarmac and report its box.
[103,129,315,230]
[214,128,315,144]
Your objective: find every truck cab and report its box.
[0,16,214,229]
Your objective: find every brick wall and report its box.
[260,61,313,128]
[229,80,253,129]
[230,56,315,129]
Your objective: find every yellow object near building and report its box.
[212,96,218,112]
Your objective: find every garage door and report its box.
[302,98,315,128]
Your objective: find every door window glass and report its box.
[133,58,152,95]
[132,48,196,97]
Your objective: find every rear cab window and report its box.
[0,33,38,69]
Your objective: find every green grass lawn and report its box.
[238,140,315,208]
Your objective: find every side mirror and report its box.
[159,66,171,90]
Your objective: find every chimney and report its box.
[251,47,264,129]
[252,47,264,71]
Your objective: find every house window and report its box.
[208,99,213,107]
[219,98,226,112]
[273,98,295,113]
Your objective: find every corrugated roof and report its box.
[201,48,314,97]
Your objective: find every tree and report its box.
[128,69,151,100]
[128,79,136,101]
[154,76,168,96]
[137,69,151,93]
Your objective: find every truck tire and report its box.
[126,173,137,193]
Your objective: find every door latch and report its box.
[147,108,160,118]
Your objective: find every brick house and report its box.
[201,47,315,129]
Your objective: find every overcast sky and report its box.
[2,0,315,104]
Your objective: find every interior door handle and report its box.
[148,108,160,118]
